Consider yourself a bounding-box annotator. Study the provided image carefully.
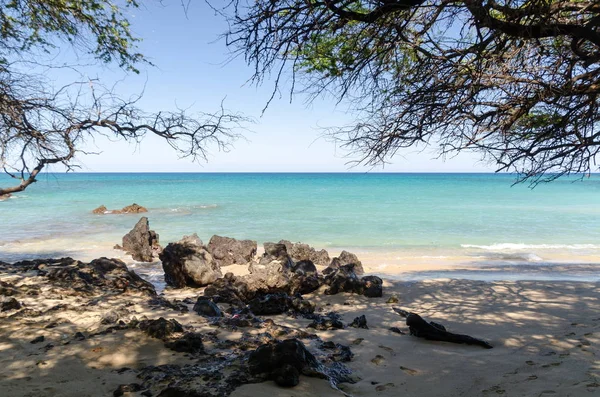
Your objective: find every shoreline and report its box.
[1,237,599,284]
[0,257,597,396]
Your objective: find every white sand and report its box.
[1,266,598,397]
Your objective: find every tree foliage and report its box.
[221,0,600,182]
[0,1,246,196]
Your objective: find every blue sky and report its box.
[51,1,493,173]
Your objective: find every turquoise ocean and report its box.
[1,173,599,283]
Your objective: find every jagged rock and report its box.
[327,250,364,275]
[138,317,183,340]
[279,240,331,267]
[291,260,318,276]
[263,242,289,259]
[92,205,108,214]
[203,261,321,311]
[164,332,204,353]
[362,275,383,298]
[193,297,223,317]
[248,292,291,315]
[120,204,148,213]
[246,259,293,293]
[291,295,315,315]
[248,339,322,387]
[160,237,222,288]
[320,341,354,362]
[323,264,364,295]
[120,217,161,262]
[42,257,156,295]
[406,312,493,349]
[207,235,257,267]
[323,264,382,297]
[203,273,249,307]
[350,315,368,329]
[307,313,344,330]
[0,297,21,311]
[258,242,294,269]
[92,203,148,214]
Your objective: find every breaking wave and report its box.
[461,243,599,250]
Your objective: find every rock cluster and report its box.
[0,257,156,296]
[92,203,148,214]
[160,236,382,300]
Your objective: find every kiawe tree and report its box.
[0,0,247,197]
[220,0,600,182]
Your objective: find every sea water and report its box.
[1,173,599,282]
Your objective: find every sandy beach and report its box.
[0,256,598,397]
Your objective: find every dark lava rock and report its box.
[272,364,300,387]
[203,273,249,307]
[0,296,21,311]
[406,312,493,349]
[323,264,383,297]
[30,335,45,344]
[43,257,156,295]
[193,297,223,317]
[263,242,289,260]
[248,339,322,387]
[160,236,222,288]
[307,313,344,330]
[207,235,257,267]
[113,383,143,396]
[121,217,161,262]
[328,250,364,275]
[291,295,315,315]
[350,315,368,329]
[320,341,354,362]
[0,281,18,296]
[279,240,331,267]
[323,264,364,295]
[362,275,383,298]
[291,260,318,277]
[164,332,204,353]
[248,292,291,315]
[138,317,183,340]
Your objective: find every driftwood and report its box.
[393,308,493,349]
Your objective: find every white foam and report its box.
[461,243,599,251]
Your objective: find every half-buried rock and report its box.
[160,234,222,288]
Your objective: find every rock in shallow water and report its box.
[121,217,161,262]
